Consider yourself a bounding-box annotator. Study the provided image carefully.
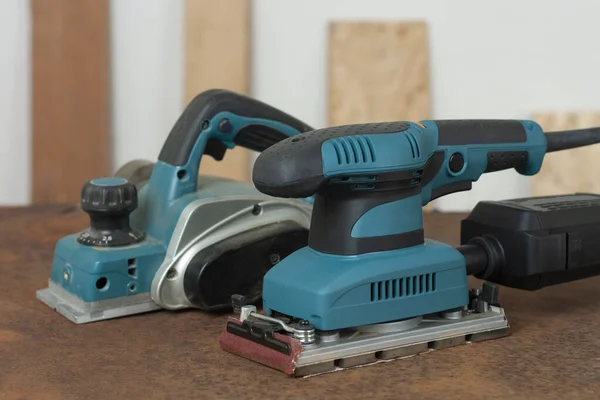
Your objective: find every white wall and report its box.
[110,0,184,171]
[2,0,600,209]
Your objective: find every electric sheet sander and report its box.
[36,89,315,324]
[219,119,600,377]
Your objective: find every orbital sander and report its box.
[219,119,600,376]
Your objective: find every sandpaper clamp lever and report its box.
[235,305,317,345]
[468,282,500,313]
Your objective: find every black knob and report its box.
[231,294,249,314]
[77,177,145,247]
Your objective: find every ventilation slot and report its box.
[370,273,437,301]
[405,132,421,159]
[331,136,376,165]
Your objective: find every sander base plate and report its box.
[220,304,509,377]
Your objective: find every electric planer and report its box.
[219,119,600,377]
[36,89,315,324]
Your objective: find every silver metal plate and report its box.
[294,306,509,377]
[36,281,161,324]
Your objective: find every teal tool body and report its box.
[220,119,600,377]
[37,89,314,324]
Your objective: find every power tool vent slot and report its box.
[370,273,437,302]
[405,132,421,159]
[331,136,376,165]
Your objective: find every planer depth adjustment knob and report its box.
[77,177,145,247]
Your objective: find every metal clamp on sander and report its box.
[219,119,600,377]
[36,89,315,324]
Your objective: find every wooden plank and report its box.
[531,113,600,196]
[328,21,435,210]
[328,22,430,126]
[31,0,110,204]
[184,0,251,181]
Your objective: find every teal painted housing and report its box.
[48,111,305,302]
[262,239,468,331]
[51,235,165,302]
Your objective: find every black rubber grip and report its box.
[158,89,313,166]
[435,120,527,146]
[234,125,295,152]
[484,151,529,173]
[253,121,410,198]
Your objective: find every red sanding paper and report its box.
[219,317,303,375]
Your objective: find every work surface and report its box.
[1,206,599,400]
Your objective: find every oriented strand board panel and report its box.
[31,0,110,204]
[328,22,430,125]
[328,21,436,210]
[185,0,251,181]
[531,113,600,196]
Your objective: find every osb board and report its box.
[31,0,110,204]
[328,21,435,210]
[184,0,251,182]
[531,113,600,196]
[328,22,429,125]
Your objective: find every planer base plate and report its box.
[36,281,161,324]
